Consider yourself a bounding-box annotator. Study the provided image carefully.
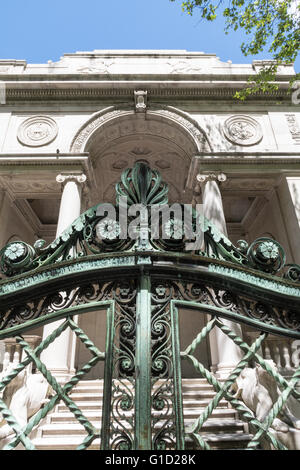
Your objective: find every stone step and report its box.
[68,393,105,401]
[185,433,252,450]
[56,403,236,419]
[41,419,245,437]
[41,423,100,437]
[182,398,229,407]
[33,431,252,451]
[72,383,215,394]
[75,378,210,386]
[72,378,212,388]
[66,391,228,408]
[32,377,250,450]
[32,436,101,451]
[49,412,245,433]
[68,388,216,399]
[182,390,217,399]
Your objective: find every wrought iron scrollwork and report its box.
[109,280,137,450]
[150,282,177,449]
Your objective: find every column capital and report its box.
[56,173,87,186]
[196,172,227,184]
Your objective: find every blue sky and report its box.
[1,0,299,71]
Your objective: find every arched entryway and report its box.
[71,106,213,378]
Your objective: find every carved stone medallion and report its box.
[17,116,58,147]
[223,115,262,146]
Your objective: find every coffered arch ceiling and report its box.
[71,107,211,203]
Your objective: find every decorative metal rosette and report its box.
[246,237,286,274]
[96,218,121,241]
[236,239,249,254]
[83,214,134,253]
[283,264,300,283]
[163,218,184,240]
[0,241,35,276]
[151,216,186,252]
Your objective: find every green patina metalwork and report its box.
[0,162,299,450]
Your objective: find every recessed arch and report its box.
[70,105,212,203]
[70,105,212,154]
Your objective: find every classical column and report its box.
[40,173,86,383]
[196,173,228,235]
[196,173,243,379]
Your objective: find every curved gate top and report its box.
[0,162,300,451]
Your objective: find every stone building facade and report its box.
[0,50,300,449]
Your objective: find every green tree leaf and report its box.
[170,0,299,98]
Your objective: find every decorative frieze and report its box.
[5,87,292,103]
[76,59,114,74]
[17,116,58,147]
[166,59,203,74]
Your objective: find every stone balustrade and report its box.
[1,335,41,374]
[246,331,300,376]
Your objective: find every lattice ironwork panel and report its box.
[0,314,109,450]
[171,301,300,450]
[0,279,138,451]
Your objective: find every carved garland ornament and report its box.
[223,115,263,146]
[17,116,58,147]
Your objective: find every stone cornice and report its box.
[2,74,294,83]
[0,153,96,199]
[0,152,88,161]
[193,151,300,157]
[0,153,89,174]
[62,50,218,58]
[186,153,300,187]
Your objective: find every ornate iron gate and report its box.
[0,162,300,450]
